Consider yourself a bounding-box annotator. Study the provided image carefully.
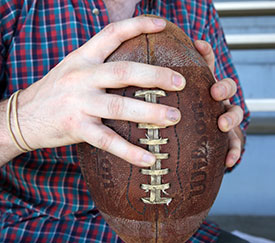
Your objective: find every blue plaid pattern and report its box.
[0,0,249,242]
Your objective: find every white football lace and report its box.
[135,90,172,205]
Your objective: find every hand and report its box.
[194,40,244,168]
[15,16,186,167]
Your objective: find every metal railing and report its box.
[215,1,275,134]
[215,1,275,17]
[226,34,275,50]
[215,1,275,50]
[246,99,275,112]
[246,99,275,134]
[246,117,275,134]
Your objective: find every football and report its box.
[77,16,228,243]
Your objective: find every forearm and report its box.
[0,81,50,167]
[0,98,22,166]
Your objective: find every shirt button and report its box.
[92,8,100,16]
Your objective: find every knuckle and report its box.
[135,16,147,28]
[123,145,139,162]
[234,106,244,124]
[112,62,130,82]
[96,130,114,151]
[238,108,244,122]
[107,95,125,118]
[102,23,116,35]
[230,114,238,127]
[154,69,161,86]
[236,105,244,114]
[232,137,241,147]
[135,102,160,126]
[222,82,231,97]
[229,131,241,147]
[145,102,158,117]
[155,67,170,86]
[226,78,237,94]
[150,104,167,126]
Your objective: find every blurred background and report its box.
[207,0,275,241]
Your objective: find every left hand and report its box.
[194,40,244,168]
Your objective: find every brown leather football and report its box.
[77,16,228,243]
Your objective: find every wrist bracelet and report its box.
[6,90,33,153]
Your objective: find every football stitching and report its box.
[135,90,172,205]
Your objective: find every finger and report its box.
[92,61,186,90]
[225,130,241,168]
[77,16,166,64]
[194,40,215,73]
[218,105,244,132]
[80,122,156,167]
[86,93,181,127]
[211,78,237,101]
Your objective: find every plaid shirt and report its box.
[0,0,249,242]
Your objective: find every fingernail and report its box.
[172,74,186,89]
[152,18,166,27]
[167,108,180,122]
[142,153,155,166]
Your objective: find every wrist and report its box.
[15,83,42,151]
[0,83,40,166]
[0,99,22,166]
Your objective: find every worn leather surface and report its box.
[77,17,228,243]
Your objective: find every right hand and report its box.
[17,16,186,167]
